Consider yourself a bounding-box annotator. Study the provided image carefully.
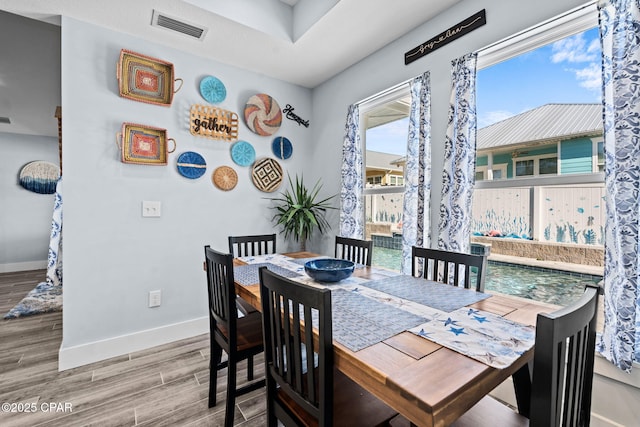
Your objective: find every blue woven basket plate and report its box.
[199,75,226,104]
[176,151,207,179]
[231,141,256,167]
[272,136,292,160]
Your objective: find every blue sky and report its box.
[366,27,601,156]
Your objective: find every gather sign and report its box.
[190,104,239,141]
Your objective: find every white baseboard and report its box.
[0,260,47,273]
[58,316,209,371]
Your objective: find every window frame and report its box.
[475,1,599,191]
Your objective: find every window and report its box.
[367,176,382,186]
[389,175,404,186]
[514,156,558,177]
[474,2,605,272]
[595,140,604,172]
[476,164,506,181]
[515,159,534,177]
[360,84,410,270]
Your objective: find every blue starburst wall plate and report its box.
[231,140,256,167]
[199,75,226,104]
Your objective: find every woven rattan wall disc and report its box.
[212,166,238,191]
[251,157,283,193]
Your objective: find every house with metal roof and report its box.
[365,150,405,187]
[476,103,603,180]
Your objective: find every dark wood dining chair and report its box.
[228,234,277,257]
[228,234,276,314]
[204,246,265,427]
[451,283,601,427]
[334,236,373,266]
[411,246,487,292]
[259,267,398,427]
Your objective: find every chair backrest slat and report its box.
[411,246,487,292]
[260,267,333,426]
[530,283,601,427]
[229,234,277,258]
[335,236,373,266]
[204,246,237,347]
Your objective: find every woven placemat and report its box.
[360,275,490,312]
[328,289,428,352]
[234,263,301,286]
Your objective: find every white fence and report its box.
[472,183,605,245]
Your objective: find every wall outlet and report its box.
[142,201,161,217]
[149,290,161,308]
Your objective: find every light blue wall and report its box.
[60,17,313,365]
[0,132,58,270]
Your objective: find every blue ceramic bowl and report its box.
[304,258,355,282]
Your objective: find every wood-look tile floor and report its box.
[0,270,267,426]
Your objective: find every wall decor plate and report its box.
[117,49,183,106]
[251,157,283,193]
[19,161,60,194]
[244,93,282,136]
[212,166,238,191]
[190,104,239,141]
[199,75,226,103]
[176,151,206,179]
[231,141,256,167]
[271,136,293,160]
[118,122,176,165]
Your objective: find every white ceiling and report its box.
[0,0,460,137]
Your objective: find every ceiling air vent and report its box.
[151,10,208,40]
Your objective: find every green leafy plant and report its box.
[267,174,337,250]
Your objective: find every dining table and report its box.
[232,251,559,427]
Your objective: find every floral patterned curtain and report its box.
[47,178,63,287]
[401,72,432,274]
[437,53,478,253]
[597,0,640,372]
[340,104,365,239]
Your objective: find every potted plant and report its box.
[267,174,337,251]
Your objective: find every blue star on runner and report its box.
[449,327,467,336]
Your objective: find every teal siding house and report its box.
[473,103,605,245]
[476,103,603,181]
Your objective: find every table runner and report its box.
[233,263,301,286]
[409,307,535,369]
[359,275,491,312]
[325,289,428,352]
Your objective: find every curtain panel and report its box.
[401,72,432,274]
[597,0,640,372]
[437,53,478,254]
[47,178,63,287]
[340,104,365,239]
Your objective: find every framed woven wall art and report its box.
[118,122,176,165]
[117,49,183,106]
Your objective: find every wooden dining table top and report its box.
[233,251,559,427]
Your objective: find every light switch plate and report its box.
[142,201,161,217]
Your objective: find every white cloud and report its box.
[478,110,515,128]
[570,62,602,92]
[551,33,599,63]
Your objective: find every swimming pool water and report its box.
[371,247,601,306]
